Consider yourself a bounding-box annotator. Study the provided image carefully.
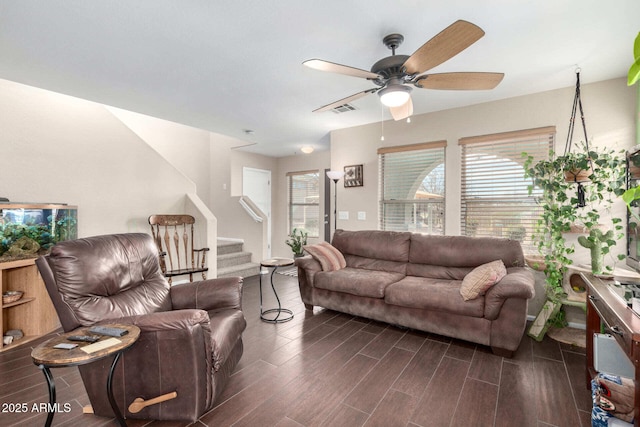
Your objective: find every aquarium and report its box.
[0,203,77,262]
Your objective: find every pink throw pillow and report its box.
[460,260,507,301]
[303,242,346,271]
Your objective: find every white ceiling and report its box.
[0,1,638,157]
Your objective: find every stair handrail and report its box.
[239,196,263,223]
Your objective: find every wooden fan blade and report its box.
[303,59,381,80]
[389,97,413,121]
[416,72,504,90]
[403,20,485,75]
[313,89,376,113]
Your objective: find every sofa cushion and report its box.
[385,276,485,318]
[332,229,411,263]
[304,242,346,271]
[343,254,407,275]
[313,267,404,298]
[460,260,507,301]
[408,234,525,268]
[406,263,472,280]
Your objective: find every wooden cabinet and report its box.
[1,258,60,352]
[584,273,640,427]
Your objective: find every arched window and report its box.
[379,141,446,234]
[460,127,554,252]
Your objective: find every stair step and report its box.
[217,251,252,269]
[217,240,244,255]
[218,262,260,279]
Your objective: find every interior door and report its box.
[243,167,272,258]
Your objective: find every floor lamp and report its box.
[326,170,345,233]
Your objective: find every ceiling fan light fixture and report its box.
[378,85,412,107]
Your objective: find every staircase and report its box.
[217,239,260,278]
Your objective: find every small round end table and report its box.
[31,324,140,427]
[259,258,295,323]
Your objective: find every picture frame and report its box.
[344,164,363,187]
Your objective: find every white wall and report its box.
[0,79,197,237]
[107,107,212,204]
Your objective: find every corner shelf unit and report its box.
[1,258,60,352]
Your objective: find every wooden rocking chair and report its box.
[148,214,209,284]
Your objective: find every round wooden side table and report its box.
[259,258,295,323]
[31,324,140,427]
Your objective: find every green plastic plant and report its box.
[285,228,308,256]
[578,229,614,275]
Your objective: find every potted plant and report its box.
[285,228,308,257]
[523,145,626,338]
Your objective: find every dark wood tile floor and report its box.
[0,272,592,426]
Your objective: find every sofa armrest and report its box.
[295,254,321,272]
[484,267,535,320]
[170,276,243,311]
[295,255,322,286]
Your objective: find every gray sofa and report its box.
[295,229,535,356]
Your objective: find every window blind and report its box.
[287,170,320,237]
[378,141,446,234]
[459,126,555,253]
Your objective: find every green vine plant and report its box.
[523,144,626,307]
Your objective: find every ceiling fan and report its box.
[303,20,504,121]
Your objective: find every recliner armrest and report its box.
[88,308,214,420]
[484,267,535,320]
[103,308,210,332]
[170,277,243,311]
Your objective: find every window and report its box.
[378,141,446,234]
[459,126,555,253]
[287,170,320,237]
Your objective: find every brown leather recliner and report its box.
[35,233,246,422]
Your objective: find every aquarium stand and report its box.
[1,258,61,352]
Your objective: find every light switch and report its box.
[357,211,366,220]
[338,211,349,220]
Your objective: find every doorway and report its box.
[242,167,272,258]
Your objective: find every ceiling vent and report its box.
[331,103,357,114]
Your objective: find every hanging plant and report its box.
[524,70,626,340]
[523,144,626,301]
[563,152,593,184]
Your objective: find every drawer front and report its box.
[589,294,632,356]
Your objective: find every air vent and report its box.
[331,104,357,114]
